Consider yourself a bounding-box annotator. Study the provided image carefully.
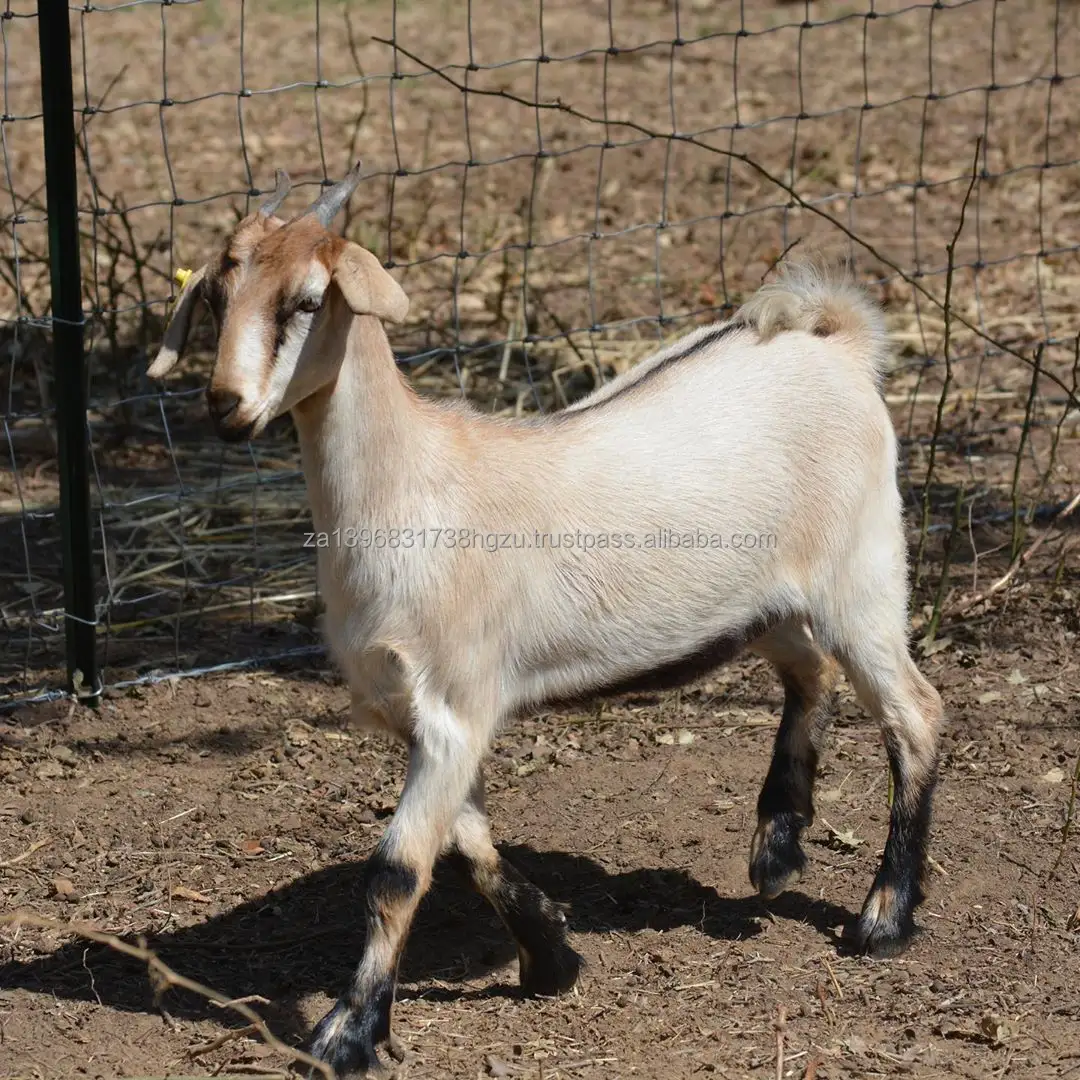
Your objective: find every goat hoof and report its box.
[844,887,920,959]
[306,998,388,1078]
[519,941,584,997]
[748,813,808,900]
[385,1033,407,1064]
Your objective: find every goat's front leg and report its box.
[308,701,485,1077]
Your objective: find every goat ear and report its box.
[332,242,409,324]
[148,264,208,378]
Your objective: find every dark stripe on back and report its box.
[562,319,746,417]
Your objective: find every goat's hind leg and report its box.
[838,642,943,957]
[748,620,840,899]
[447,775,583,996]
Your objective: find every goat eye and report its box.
[296,295,323,314]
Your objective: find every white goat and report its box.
[150,163,944,1078]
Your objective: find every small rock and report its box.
[35,761,65,781]
[51,746,76,764]
[485,1055,517,1077]
[19,807,38,825]
[171,885,212,903]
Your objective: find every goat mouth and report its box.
[213,416,257,443]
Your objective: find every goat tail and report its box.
[735,257,891,383]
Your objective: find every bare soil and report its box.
[1,588,1079,1079]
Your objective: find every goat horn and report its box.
[302,160,363,227]
[259,169,292,217]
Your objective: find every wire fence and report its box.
[2,0,1078,706]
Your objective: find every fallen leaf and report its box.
[920,635,952,657]
[1041,767,1065,784]
[979,1011,1012,1045]
[654,731,675,746]
[824,822,864,851]
[171,885,212,903]
[52,876,78,900]
[843,1034,870,1056]
[240,839,266,856]
[285,721,313,748]
[676,729,695,746]
[1006,669,1028,685]
[36,761,65,780]
[978,691,1003,705]
[485,1055,519,1077]
[1067,903,1080,933]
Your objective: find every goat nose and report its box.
[207,388,242,421]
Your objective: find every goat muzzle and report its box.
[206,388,255,442]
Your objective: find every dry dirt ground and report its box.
[0,598,1078,1080]
[1,0,1079,1077]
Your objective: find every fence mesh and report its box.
[1,0,1078,705]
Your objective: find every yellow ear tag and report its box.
[174,267,194,290]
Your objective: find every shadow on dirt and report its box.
[0,843,853,1044]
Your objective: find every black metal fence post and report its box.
[37,1,99,702]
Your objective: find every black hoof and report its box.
[519,940,584,997]
[749,813,808,900]
[843,891,920,959]
[306,996,390,1078]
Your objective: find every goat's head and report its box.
[148,162,409,441]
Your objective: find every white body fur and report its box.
[296,266,900,740]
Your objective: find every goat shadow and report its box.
[0,845,853,1042]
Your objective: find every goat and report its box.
[150,163,945,1078]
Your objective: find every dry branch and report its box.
[916,140,980,583]
[947,490,1080,618]
[1051,747,1080,880]
[0,910,335,1080]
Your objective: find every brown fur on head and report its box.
[147,162,409,441]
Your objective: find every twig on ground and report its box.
[1050,749,1080,880]
[186,1022,259,1057]
[0,837,51,868]
[774,1005,787,1080]
[822,955,843,1001]
[948,490,1080,618]
[0,910,335,1080]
